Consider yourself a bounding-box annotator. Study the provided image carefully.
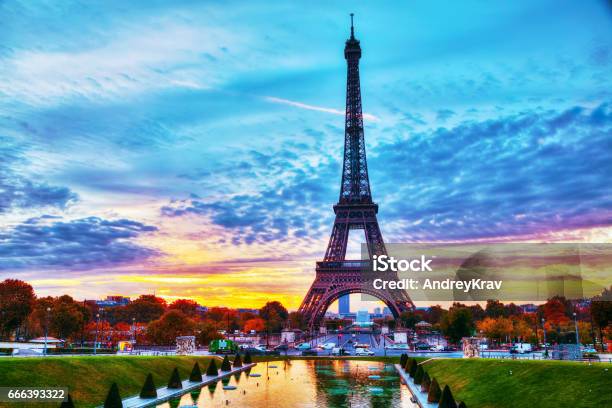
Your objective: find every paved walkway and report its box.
[394,364,437,408]
[103,363,256,408]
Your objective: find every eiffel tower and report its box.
[298,15,414,330]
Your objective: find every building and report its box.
[95,296,130,307]
[356,310,370,324]
[373,307,381,314]
[339,295,350,315]
[237,308,258,315]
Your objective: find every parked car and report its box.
[415,342,430,350]
[430,344,444,351]
[302,350,318,356]
[355,348,375,356]
[331,347,347,356]
[241,347,279,356]
[297,342,311,350]
[321,342,335,350]
[443,346,457,352]
[274,344,289,351]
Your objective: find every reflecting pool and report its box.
[156,360,418,408]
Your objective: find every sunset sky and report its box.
[1,0,611,310]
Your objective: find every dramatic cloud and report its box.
[0,216,159,270]
[371,103,612,240]
[0,138,78,214]
[162,146,338,245]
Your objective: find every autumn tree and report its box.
[0,279,35,340]
[259,301,288,333]
[116,295,166,323]
[147,310,195,345]
[485,300,506,318]
[477,317,513,344]
[196,320,223,346]
[244,318,265,333]
[169,299,200,317]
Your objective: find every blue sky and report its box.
[0,0,611,308]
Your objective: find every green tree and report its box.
[103,383,122,408]
[441,306,474,344]
[189,362,202,382]
[427,378,441,403]
[439,384,456,408]
[167,368,182,389]
[0,279,35,340]
[139,373,157,398]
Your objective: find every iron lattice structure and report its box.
[299,16,414,330]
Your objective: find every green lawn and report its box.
[420,358,611,408]
[0,355,214,408]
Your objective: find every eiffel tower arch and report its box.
[298,15,414,330]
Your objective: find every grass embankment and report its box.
[421,358,611,408]
[0,355,214,408]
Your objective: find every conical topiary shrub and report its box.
[458,402,467,408]
[189,362,202,382]
[104,382,123,408]
[439,384,456,408]
[244,352,252,364]
[167,367,182,389]
[414,364,424,385]
[221,355,231,371]
[400,353,408,367]
[233,353,242,368]
[60,394,75,408]
[206,359,219,376]
[421,371,431,393]
[427,377,441,403]
[403,357,411,371]
[139,373,157,398]
[409,359,417,378]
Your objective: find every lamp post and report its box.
[541,318,547,358]
[383,331,386,357]
[94,313,100,355]
[44,307,51,356]
[573,312,580,346]
[131,317,136,344]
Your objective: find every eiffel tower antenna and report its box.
[350,13,355,39]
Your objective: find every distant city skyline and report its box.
[1,1,611,309]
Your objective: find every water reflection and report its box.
[156,360,417,408]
